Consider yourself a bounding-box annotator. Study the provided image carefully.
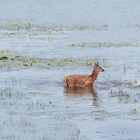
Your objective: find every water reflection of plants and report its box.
[109,89,140,104]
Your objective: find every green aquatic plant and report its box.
[109,89,130,97]
[69,41,140,48]
[0,50,107,71]
[0,56,8,60]
[1,22,60,33]
[0,22,109,33]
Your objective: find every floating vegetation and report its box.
[70,42,140,48]
[0,22,108,32]
[62,24,109,31]
[0,50,105,70]
[0,22,55,32]
[0,56,8,60]
[0,22,110,43]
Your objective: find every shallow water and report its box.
[1,0,140,140]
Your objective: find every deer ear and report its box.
[96,62,99,66]
[94,62,97,67]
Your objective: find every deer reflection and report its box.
[64,85,99,106]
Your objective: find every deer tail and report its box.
[64,77,68,87]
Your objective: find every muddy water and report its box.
[1,0,140,140]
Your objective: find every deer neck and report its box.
[90,70,99,82]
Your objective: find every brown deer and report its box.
[64,62,104,87]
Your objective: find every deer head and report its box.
[94,62,104,72]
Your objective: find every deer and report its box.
[64,62,104,87]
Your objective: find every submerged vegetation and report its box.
[70,42,140,48]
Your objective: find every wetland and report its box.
[0,0,140,139]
